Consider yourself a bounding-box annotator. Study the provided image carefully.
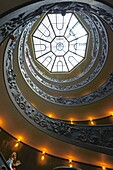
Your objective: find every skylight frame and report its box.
[32,12,88,73]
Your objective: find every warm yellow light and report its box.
[102,166,106,170]
[15,143,19,148]
[91,121,94,125]
[70,120,73,124]
[89,119,95,125]
[109,111,113,116]
[16,136,23,141]
[41,151,45,161]
[69,159,73,167]
[14,137,21,147]
[69,163,73,167]
[17,138,21,142]
[41,155,45,161]
[48,114,52,118]
[42,151,45,154]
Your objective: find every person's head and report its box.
[11,152,16,160]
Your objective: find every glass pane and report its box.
[33,37,50,58]
[48,13,72,36]
[32,12,88,72]
[75,50,85,57]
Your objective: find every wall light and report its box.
[70,120,74,124]
[69,159,73,167]
[48,114,52,118]
[14,138,21,148]
[102,166,106,170]
[41,151,45,161]
[90,119,95,125]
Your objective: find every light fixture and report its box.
[15,143,19,148]
[70,120,74,124]
[48,114,52,118]
[102,166,106,170]
[69,159,73,167]
[14,138,21,148]
[90,119,95,125]
[41,151,45,161]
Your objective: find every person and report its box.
[7,152,21,170]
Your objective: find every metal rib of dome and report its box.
[32,12,88,73]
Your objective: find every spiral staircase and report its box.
[1,0,113,169]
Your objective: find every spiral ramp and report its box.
[1,0,113,169]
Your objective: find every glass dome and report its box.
[32,12,88,72]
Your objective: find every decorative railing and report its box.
[2,0,113,156]
[0,152,10,170]
[3,28,113,156]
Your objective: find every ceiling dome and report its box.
[32,12,88,73]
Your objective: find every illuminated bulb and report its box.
[15,143,19,148]
[102,166,106,170]
[69,159,73,167]
[41,155,45,161]
[90,119,94,125]
[42,151,45,154]
[17,138,21,142]
[14,138,21,147]
[69,163,72,167]
[91,121,94,125]
[48,114,52,118]
[41,151,45,161]
[70,120,73,124]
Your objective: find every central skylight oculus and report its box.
[32,12,88,72]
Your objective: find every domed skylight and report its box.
[32,12,88,72]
